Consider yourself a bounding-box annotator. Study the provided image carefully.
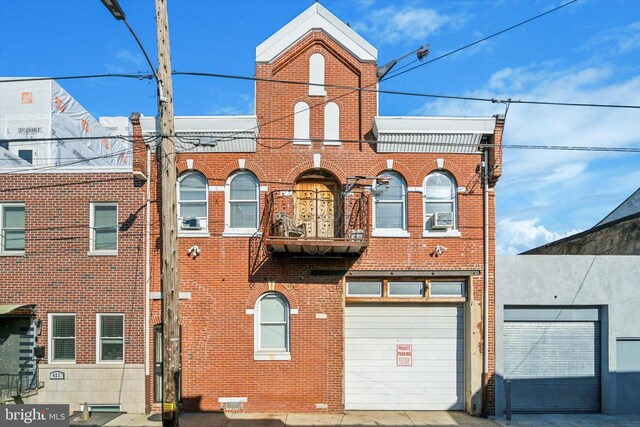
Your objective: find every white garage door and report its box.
[345,304,464,410]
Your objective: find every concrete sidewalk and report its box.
[105,411,497,426]
[493,413,640,426]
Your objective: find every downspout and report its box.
[145,142,151,378]
[482,148,490,414]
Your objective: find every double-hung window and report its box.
[373,172,408,237]
[97,314,124,363]
[1,203,25,253]
[225,171,259,235]
[49,314,75,363]
[424,172,457,235]
[90,203,118,254]
[254,293,290,360]
[178,172,208,233]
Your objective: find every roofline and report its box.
[594,187,640,227]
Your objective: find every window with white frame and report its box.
[1,203,25,253]
[346,281,382,297]
[373,172,407,233]
[293,101,310,144]
[90,203,118,253]
[178,172,208,232]
[255,293,290,357]
[97,314,124,363]
[323,102,340,145]
[49,314,75,363]
[225,171,259,234]
[424,171,457,232]
[309,53,326,96]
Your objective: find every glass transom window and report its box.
[346,281,382,297]
[429,281,465,298]
[388,281,424,297]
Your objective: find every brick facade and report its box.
[0,172,147,411]
[140,15,500,414]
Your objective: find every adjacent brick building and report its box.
[138,4,503,415]
[0,80,146,412]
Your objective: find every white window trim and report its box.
[48,313,76,364]
[293,101,311,145]
[372,173,408,236]
[96,313,125,364]
[323,102,340,146]
[423,172,458,234]
[89,202,118,255]
[0,202,25,256]
[224,171,259,236]
[254,293,291,361]
[309,53,327,97]
[177,172,209,234]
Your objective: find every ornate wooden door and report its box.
[294,180,338,238]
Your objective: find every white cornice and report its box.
[255,3,377,63]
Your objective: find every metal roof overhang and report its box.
[0,304,37,316]
[265,237,368,255]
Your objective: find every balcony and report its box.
[262,189,369,255]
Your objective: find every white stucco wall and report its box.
[495,255,640,416]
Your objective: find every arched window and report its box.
[309,53,326,96]
[177,171,208,232]
[293,101,310,145]
[424,171,457,232]
[373,171,408,236]
[323,102,340,145]
[225,171,259,234]
[254,292,290,357]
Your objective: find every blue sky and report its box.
[1,0,639,253]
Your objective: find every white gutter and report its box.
[145,144,151,376]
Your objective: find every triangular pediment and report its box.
[256,3,377,63]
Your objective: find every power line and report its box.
[0,74,153,83]
[381,0,580,82]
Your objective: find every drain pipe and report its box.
[145,142,151,378]
[482,148,490,414]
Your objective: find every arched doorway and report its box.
[294,170,341,238]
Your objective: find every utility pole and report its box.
[155,0,180,425]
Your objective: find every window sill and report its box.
[254,352,291,361]
[322,141,341,146]
[96,360,125,365]
[422,230,461,238]
[48,360,76,365]
[0,251,25,257]
[178,231,210,238]
[292,140,311,146]
[309,90,327,97]
[371,230,410,238]
[223,230,260,238]
[88,251,118,256]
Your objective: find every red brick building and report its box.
[138,3,502,415]
[0,81,146,412]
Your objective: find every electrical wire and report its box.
[381,0,580,82]
[0,74,154,83]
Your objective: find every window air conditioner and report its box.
[432,212,454,229]
[181,217,201,230]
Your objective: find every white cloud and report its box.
[105,49,146,73]
[353,5,464,46]
[417,63,640,252]
[497,218,581,254]
[584,20,640,56]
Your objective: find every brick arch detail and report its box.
[366,160,412,184]
[218,160,268,184]
[244,285,299,311]
[176,160,216,181]
[415,160,465,188]
[284,159,347,184]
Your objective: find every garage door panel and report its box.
[345,304,464,411]
[504,320,600,413]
